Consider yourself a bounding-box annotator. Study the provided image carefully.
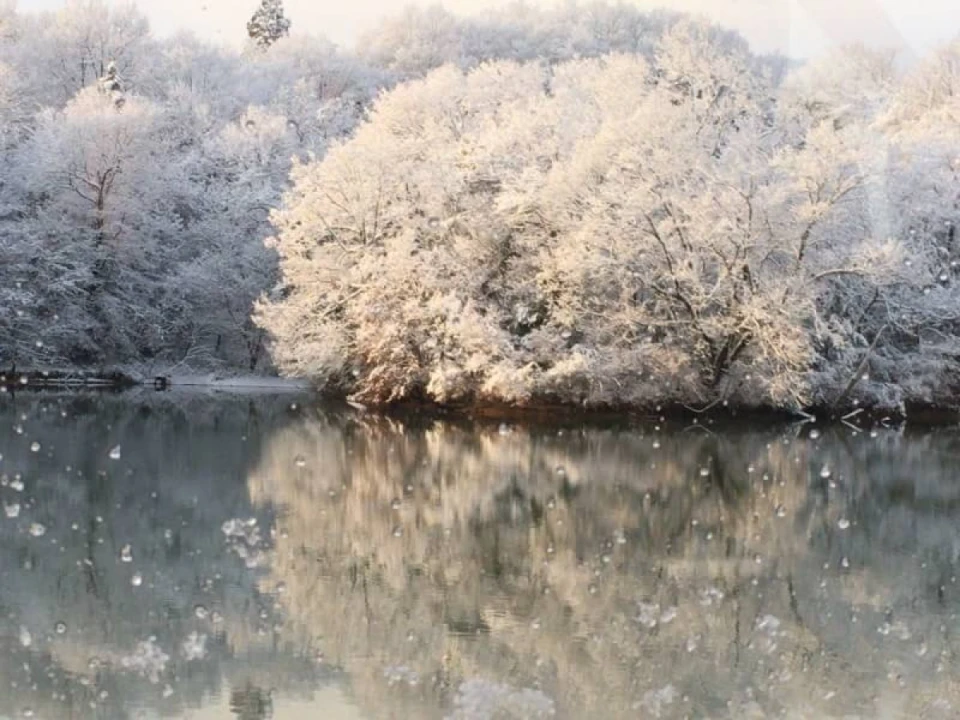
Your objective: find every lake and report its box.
[0,393,958,719]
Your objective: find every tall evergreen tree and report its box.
[247,0,291,50]
[98,60,125,109]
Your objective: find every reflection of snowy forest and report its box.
[0,395,325,717]
[2,396,959,717]
[1,1,959,411]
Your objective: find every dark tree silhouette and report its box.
[230,683,273,719]
[246,0,291,50]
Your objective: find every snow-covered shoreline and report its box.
[159,375,312,392]
[1,369,312,395]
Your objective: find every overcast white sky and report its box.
[15,0,960,59]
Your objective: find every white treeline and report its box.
[1,2,957,411]
[0,0,754,375]
[0,1,373,372]
[259,26,960,411]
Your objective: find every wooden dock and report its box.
[0,370,139,391]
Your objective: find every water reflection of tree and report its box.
[2,395,958,718]
[0,394,321,718]
[231,682,273,719]
[248,414,960,719]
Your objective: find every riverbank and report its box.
[0,368,139,390]
[334,394,960,428]
[5,369,959,426]
[0,369,311,394]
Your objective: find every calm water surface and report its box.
[0,393,958,719]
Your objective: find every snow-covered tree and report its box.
[0,1,379,372]
[0,0,958,405]
[247,0,291,51]
[98,59,125,107]
[12,86,174,363]
[23,0,152,106]
[859,39,960,407]
[0,0,17,43]
[239,34,384,154]
[0,60,30,147]
[172,106,297,371]
[778,44,897,133]
[258,24,960,411]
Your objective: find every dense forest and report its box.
[1,1,958,412]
